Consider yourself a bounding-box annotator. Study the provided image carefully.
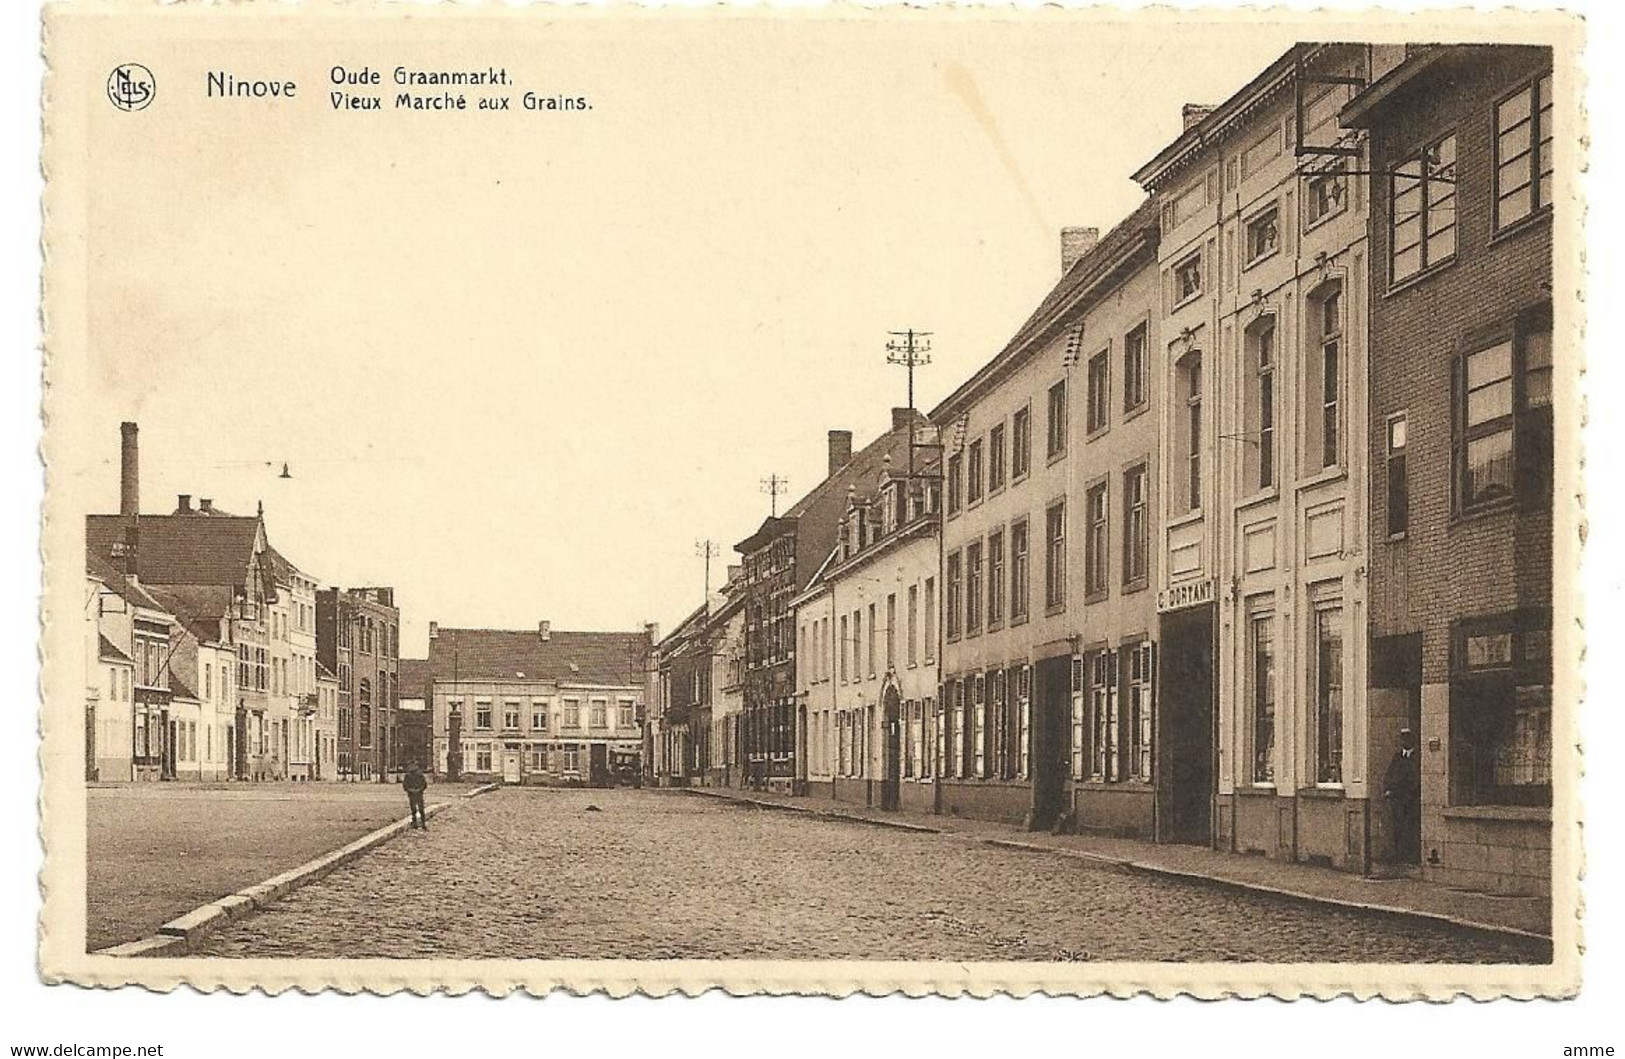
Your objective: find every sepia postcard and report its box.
[38,2,1585,998]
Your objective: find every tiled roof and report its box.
[398,657,433,696]
[782,413,923,522]
[143,584,231,644]
[86,514,260,588]
[932,198,1161,420]
[98,635,130,663]
[425,627,649,687]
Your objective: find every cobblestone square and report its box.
[200,789,1549,963]
[87,782,469,951]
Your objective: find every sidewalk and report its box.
[676,786,1553,942]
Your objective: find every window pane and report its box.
[1466,430,1515,503]
[1498,121,1533,162]
[1498,187,1533,228]
[1468,343,1514,388]
[1391,215,1422,255]
[1393,246,1422,281]
[1499,87,1532,129]
[1467,379,1513,425]
[1525,330,1554,409]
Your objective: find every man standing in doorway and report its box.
[403,761,429,830]
[1383,727,1421,864]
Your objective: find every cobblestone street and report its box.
[200,789,1548,963]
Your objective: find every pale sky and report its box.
[75,14,1302,654]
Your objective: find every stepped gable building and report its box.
[734,408,925,794]
[930,200,1162,831]
[1342,44,1557,896]
[796,447,942,814]
[1133,42,1376,866]
[425,622,652,785]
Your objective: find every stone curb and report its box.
[96,790,488,958]
[676,787,943,834]
[980,836,1552,946]
[674,788,1549,946]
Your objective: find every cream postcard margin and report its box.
[38,2,1586,997]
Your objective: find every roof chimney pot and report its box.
[1060,226,1100,274]
[176,494,193,514]
[539,620,551,642]
[828,430,854,477]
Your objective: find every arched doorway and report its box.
[880,685,902,811]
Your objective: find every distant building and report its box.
[397,656,433,772]
[315,661,340,780]
[797,451,941,814]
[317,587,401,781]
[425,622,652,785]
[734,410,925,794]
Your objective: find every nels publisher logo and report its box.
[106,63,155,111]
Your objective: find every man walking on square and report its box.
[403,761,429,830]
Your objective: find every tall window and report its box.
[1249,613,1275,784]
[1044,501,1067,611]
[1391,134,1457,283]
[590,699,608,728]
[1123,323,1148,412]
[906,584,919,666]
[1495,72,1554,230]
[987,529,1005,628]
[965,542,983,636]
[1312,288,1342,470]
[860,606,871,676]
[474,697,492,731]
[967,439,984,505]
[1046,380,1068,459]
[946,452,963,515]
[1010,519,1030,623]
[1086,350,1111,433]
[1011,406,1032,479]
[1085,481,1109,599]
[1122,463,1149,586]
[1127,643,1153,781]
[885,593,897,670]
[1245,205,1280,264]
[1457,341,1516,510]
[1174,253,1203,303]
[1314,605,1345,785]
[988,423,1007,491]
[1090,650,1119,781]
[1247,320,1276,489]
[945,552,962,640]
[1387,414,1409,536]
[1176,353,1203,514]
[923,577,937,661]
[618,699,635,727]
[532,700,550,731]
[563,698,580,728]
[839,614,849,681]
[503,700,521,731]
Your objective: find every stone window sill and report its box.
[1441,805,1551,823]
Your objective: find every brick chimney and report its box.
[176,494,193,514]
[199,498,214,513]
[539,620,551,642]
[1060,227,1100,274]
[1182,103,1215,131]
[891,407,915,432]
[428,621,439,640]
[119,422,139,517]
[828,430,853,476]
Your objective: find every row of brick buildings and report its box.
[648,43,1560,897]
[84,422,412,783]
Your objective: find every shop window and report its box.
[1450,612,1552,807]
[1249,609,1276,784]
[1313,604,1345,785]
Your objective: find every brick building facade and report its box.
[1343,45,1557,895]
